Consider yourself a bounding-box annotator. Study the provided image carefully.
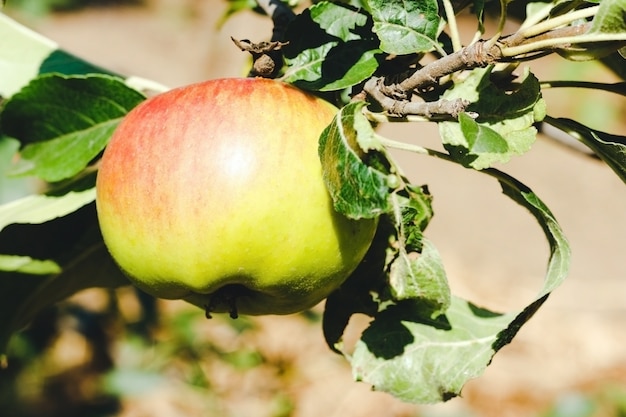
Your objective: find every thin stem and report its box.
[469,28,484,46]
[485,0,508,50]
[379,137,430,155]
[413,148,532,195]
[518,2,553,31]
[382,142,463,174]
[442,0,462,52]
[517,5,599,40]
[502,33,626,57]
[540,80,626,95]
[380,139,541,200]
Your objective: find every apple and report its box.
[96,77,377,317]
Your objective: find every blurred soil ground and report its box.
[3,1,626,416]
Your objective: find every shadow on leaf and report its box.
[441,143,479,168]
[361,300,452,360]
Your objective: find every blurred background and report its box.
[1,1,625,416]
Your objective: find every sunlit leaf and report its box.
[326,150,570,403]
[11,121,120,182]
[0,13,57,98]
[0,172,96,232]
[346,167,570,403]
[0,13,112,98]
[103,369,166,396]
[439,66,544,169]
[388,236,450,315]
[554,0,626,60]
[0,254,61,275]
[587,0,626,35]
[319,101,396,218]
[363,0,441,54]
[385,184,448,315]
[351,297,516,403]
[0,73,145,182]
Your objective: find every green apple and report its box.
[96,77,377,317]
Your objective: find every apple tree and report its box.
[0,0,625,406]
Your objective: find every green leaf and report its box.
[0,171,102,345]
[319,101,397,218]
[0,12,57,98]
[39,49,114,77]
[396,183,433,243]
[363,0,442,55]
[323,184,442,350]
[11,121,120,182]
[439,66,544,169]
[544,116,626,184]
[0,73,145,182]
[494,171,570,300]
[587,0,626,35]
[1,73,145,144]
[554,0,626,60]
[103,369,166,397]
[345,168,570,403]
[0,172,96,231]
[385,184,449,315]
[351,297,516,403]
[283,1,381,91]
[458,112,509,153]
[388,236,450,315]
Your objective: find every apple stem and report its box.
[231,37,289,78]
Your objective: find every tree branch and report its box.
[379,40,503,99]
[363,14,617,119]
[364,77,470,119]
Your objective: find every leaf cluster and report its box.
[259,0,624,402]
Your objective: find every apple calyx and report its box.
[204,284,253,320]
